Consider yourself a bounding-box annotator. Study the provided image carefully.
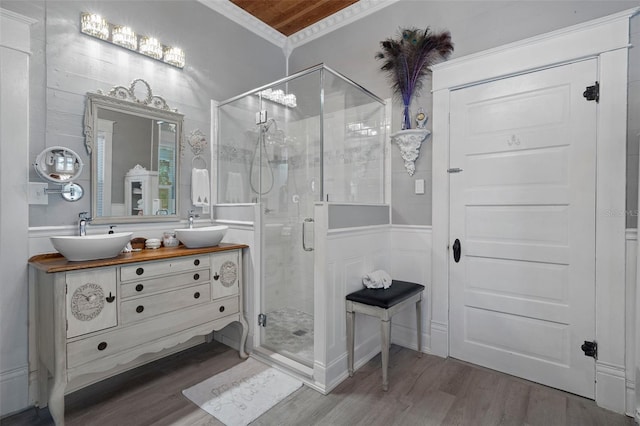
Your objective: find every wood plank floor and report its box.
[2,342,633,426]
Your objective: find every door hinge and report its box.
[581,340,597,359]
[258,313,267,327]
[447,168,463,174]
[583,82,599,103]
[66,319,68,331]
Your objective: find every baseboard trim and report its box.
[626,378,635,417]
[596,361,626,413]
[327,333,381,393]
[392,322,431,354]
[430,321,448,358]
[0,366,28,417]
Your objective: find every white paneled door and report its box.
[449,59,598,398]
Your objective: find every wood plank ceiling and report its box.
[230,0,360,36]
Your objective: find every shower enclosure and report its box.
[217,64,386,373]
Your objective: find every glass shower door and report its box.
[260,77,321,368]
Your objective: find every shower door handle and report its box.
[302,218,314,252]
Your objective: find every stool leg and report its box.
[416,298,423,358]
[347,310,355,377]
[381,319,390,391]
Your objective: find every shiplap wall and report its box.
[22,0,286,227]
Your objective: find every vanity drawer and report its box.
[67,297,239,369]
[120,256,210,282]
[121,269,210,298]
[120,283,210,325]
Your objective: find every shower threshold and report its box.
[252,346,314,379]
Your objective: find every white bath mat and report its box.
[182,357,303,426]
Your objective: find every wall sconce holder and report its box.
[391,129,431,176]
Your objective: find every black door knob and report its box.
[136,267,144,276]
[219,306,225,313]
[194,292,200,299]
[135,284,144,292]
[453,239,461,263]
[194,273,200,280]
[136,305,144,313]
[97,342,107,351]
[194,259,200,266]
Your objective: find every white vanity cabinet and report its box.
[29,245,248,426]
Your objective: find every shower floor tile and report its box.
[264,308,313,363]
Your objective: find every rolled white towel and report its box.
[362,270,392,289]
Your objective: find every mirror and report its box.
[34,146,83,183]
[33,146,85,201]
[84,79,183,224]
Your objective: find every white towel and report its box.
[362,270,392,289]
[225,171,245,203]
[191,168,210,214]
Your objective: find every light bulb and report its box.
[80,13,109,40]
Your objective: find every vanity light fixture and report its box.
[258,88,297,108]
[139,36,163,59]
[79,12,185,69]
[163,46,186,68]
[112,26,137,50]
[80,13,109,40]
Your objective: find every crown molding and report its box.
[288,0,400,50]
[198,0,400,53]
[197,0,288,48]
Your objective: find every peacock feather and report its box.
[376,27,454,129]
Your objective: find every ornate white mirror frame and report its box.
[84,79,184,224]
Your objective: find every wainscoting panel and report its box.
[315,205,391,391]
[390,226,432,353]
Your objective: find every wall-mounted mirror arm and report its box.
[44,183,84,201]
[33,146,85,202]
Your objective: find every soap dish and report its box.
[145,238,161,249]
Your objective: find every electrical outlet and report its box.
[29,182,49,205]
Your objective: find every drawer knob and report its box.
[213,273,220,281]
[219,305,225,313]
[194,273,200,281]
[136,305,144,313]
[194,292,200,299]
[194,259,200,266]
[97,342,108,351]
[135,284,144,292]
[136,267,144,276]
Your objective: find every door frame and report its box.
[431,8,638,413]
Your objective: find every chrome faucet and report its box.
[78,212,92,236]
[188,210,199,229]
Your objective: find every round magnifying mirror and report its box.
[34,146,83,184]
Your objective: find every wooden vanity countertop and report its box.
[28,243,249,273]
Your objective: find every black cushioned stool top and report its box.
[346,280,425,309]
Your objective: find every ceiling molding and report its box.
[198,0,400,53]
[288,0,400,50]
[198,0,288,48]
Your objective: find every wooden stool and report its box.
[346,280,424,391]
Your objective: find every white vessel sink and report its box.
[175,225,228,248]
[50,232,133,262]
